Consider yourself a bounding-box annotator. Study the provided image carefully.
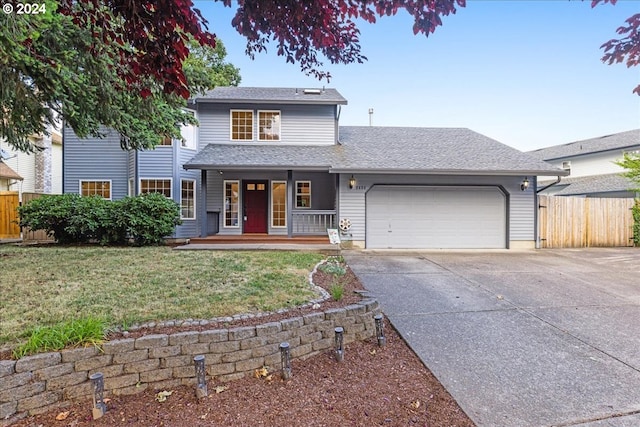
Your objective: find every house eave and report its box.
[183,164,332,172]
[541,143,640,162]
[328,168,570,177]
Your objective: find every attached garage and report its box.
[366,185,507,249]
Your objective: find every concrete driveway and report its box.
[344,248,640,427]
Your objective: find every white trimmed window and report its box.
[230,110,253,141]
[181,179,196,220]
[224,180,240,227]
[258,110,281,141]
[295,181,311,208]
[271,181,286,228]
[181,109,197,150]
[80,180,111,199]
[140,179,172,198]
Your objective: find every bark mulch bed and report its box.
[9,261,475,427]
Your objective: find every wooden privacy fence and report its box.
[538,195,635,248]
[0,191,20,239]
[21,192,55,242]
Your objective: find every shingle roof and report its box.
[184,144,338,170]
[540,173,638,196]
[335,127,565,175]
[528,129,640,161]
[0,161,23,180]
[194,87,347,105]
[185,126,566,176]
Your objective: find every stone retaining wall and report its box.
[0,300,380,426]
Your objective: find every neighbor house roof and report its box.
[193,87,348,105]
[0,161,23,180]
[185,126,566,176]
[540,173,637,196]
[528,129,640,161]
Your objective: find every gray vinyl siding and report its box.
[338,174,535,245]
[205,171,335,236]
[197,103,336,148]
[176,146,201,238]
[137,147,173,177]
[63,127,128,199]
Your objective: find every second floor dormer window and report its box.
[231,110,254,141]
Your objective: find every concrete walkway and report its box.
[344,248,640,427]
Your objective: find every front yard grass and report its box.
[0,246,323,348]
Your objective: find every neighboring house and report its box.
[528,129,640,198]
[0,127,63,198]
[63,86,566,249]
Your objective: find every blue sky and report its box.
[194,1,639,151]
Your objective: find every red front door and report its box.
[243,181,268,233]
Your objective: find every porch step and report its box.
[188,235,331,245]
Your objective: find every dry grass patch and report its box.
[0,246,323,348]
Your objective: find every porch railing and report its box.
[292,210,336,235]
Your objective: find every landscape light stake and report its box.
[89,372,106,420]
[375,314,386,347]
[334,327,345,362]
[194,355,208,398]
[280,342,292,380]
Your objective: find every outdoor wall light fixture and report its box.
[89,372,107,419]
[374,314,386,347]
[334,327,345,362]
[280,342,292,380]
[520,177,530,191]
[194,355,208,398]
[349,175,356,189]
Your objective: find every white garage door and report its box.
[366,186,506,249]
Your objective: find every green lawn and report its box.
[0,246,324,347]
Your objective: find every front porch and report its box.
[188,234,331,245]
[197,169,339,239]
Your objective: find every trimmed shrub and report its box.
[18,193,181,245]
[117,193,182,245]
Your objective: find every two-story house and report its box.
[63,86,565,249]
[528,129,640,198]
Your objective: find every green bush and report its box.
[18,193,181,245]
[117,193,182,245]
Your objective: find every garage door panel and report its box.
[366,186,506,249]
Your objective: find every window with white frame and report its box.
[295,181,311,208]
[230,110,253,141]
[181,109,197,149]
[181,179,196,220]
[140,179,171,197]
[224,180,239,227]
[271,181,286,227]
[80,180,111,199]
[258,110,281,141]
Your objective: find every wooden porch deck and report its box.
[188,234,330,245]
